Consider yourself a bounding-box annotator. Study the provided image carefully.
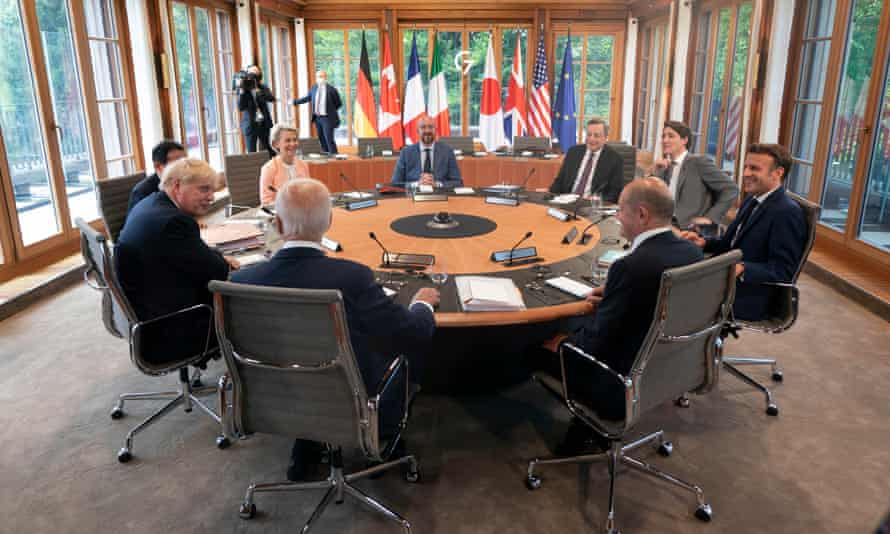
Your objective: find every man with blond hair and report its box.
[116,158,239,363]
[231,178,439,480]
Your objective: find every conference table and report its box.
[226,160,626,392]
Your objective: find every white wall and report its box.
[294,18,310,137]
[759,0,795,142]
[670,0,692,121]
[237,0,254,67]
[621,17,639,144]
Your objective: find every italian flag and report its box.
[427,32,450,137]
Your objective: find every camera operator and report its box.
[237,65,276,157]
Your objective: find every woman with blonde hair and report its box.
[259,123,310,204]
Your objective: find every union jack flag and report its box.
[528,32,551,138]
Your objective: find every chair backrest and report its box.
[299,137,324,155]
[96,172,146,243]
[210,281,375,454]
[786,191,820,284]
[513,136,551,153]
[629,250,741,422]
[358,137,394,156]
[75,217,138,341]
[439,136,474,154]
[224,152,268,208]
[606,141,637,186]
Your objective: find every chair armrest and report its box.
[131,304,215,368]
[558,342,629,402]
[369,355,411,460]
[83,268,108,291]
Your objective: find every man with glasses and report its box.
[548,117,625,202]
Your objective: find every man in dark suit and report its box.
[391,115,463,188]
[293,70,342,154]
[127,140,186,215]
[237,65,276,157]
[548,118,625,203]
[116,159,239,364]
[654,120,739,226]
[536,178,703,450]
[231,178,439,480]
[682,144,807,321]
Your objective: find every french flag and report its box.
[402,32,425,144]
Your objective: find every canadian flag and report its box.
[378,33,403,149]
[402,32,425,144]
[479,34,506,151]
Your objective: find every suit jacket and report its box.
[230,247,435,391]
[704,187,807,321]
[115,192,230,362]
[549,144,625,202]
[127,173,160,214]
[294,83,343,128]
[666,154,739,226]
[391,141,463,188]
[566,231,704,419]
[238,84,276,135]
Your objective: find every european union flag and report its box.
[553,33,576,148]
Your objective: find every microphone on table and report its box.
[369,232,390,267]
[517,167,536,191]
[508,231,533,266]
[577,214,610,245]
[340,172,362,194]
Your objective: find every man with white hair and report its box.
[231,178,439,480]
[116,158,240,364]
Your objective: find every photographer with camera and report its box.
[236,65,276,157]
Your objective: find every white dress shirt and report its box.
[668,150,688,200]
[572,149,601,197]
[419,142,435,171]
[627,226,673,255]
[315,83,327,116]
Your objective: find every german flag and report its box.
[353,31,378,138]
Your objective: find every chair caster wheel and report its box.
[404,465,422,483]
[674,396,690,408]
[216,436,231,449]
[239,502,256,519]
[657,441,673,457]
[117,448,132,463]
[191,378,203,388]
[695,503,713,522]
[525,475,542,490]
[771,371,783,382]
[110,407,124,419]
[766,404,779,416]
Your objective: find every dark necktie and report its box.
[423,148,432,174]
[573,151,597,195]
[731,199,759,247]
[663,159,676,185]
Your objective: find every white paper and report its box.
[551,194,580,205]
[474,151,488,157]
[334,154,349,160]
[382,287,397,297]
[545,276,594,298]
[453,187,475,195]
[543,153,559,159]
[342,191,373,199]
[381,150,393,156]
[237,253,267,266]
[456,276,526,312]
[308,153,322,159]
[520,151,533,157]
[418,184,434,193]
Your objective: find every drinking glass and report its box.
[429,263,448,286]
[590,193,603,211]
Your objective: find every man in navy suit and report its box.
[535,178,703,450]
[293,70,342,154]
[391,115,463,188]
[682,143,807,321]
[548,118,626,202]
[237,65,277,157]
[231,178,439,480]
[116,159,240,364]
[126,140,185,215]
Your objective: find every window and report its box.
[858,50,890,250]
[634,19,669,153]
[215,11,242,156]
[273,25,294,125]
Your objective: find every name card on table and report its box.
[321,236,342,252]
[344,198,378,211]
[485,196,519,207]
[547,207,571,221]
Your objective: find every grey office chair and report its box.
[96,171,146,243]
[299,137,325,155]
[526,250,741,534]
[513,136,551,153]
[210,281,420,534]
[224,151,267,214]
[439,135,474,154]
[721,192,820,416]
[358,137,395,157]
[606,141,637,186]
[75,218,227,462]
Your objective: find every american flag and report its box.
[528,32,551,138]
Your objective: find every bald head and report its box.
[418,114,436,144]
[616,178,675,240]
[274,178,332,242]
[316,70,327,84]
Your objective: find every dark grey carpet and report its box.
[1,274,888,533]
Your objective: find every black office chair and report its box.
[358,137,395,157]
[513,136,551,153]
[299,137,325,155]
[76,218,228,462]
[720,192,821,416]
[605,141,637,187]
[526,251,740,534]
[439,136,474,154]
[210,281,420,533]
[96,171,146,243]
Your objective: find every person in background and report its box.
[293,70,342,154]
[654,120,739,227]
[238,65,276,157]
[259,124,311,205]
[548,117,625,203]
[127,140,186,214]
[390,115,463,188]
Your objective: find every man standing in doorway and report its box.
[294,70,343,154]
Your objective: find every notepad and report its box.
[342,191,373,199]
[456,276,526,312]
[550,194,580,205]
[545,276,594,298]
[453,187,475,195]
[237,253,267,266]
[202,223,263,246]
[597,249,629,267]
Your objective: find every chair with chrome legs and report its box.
[721,192,820,416]
[76,218,228,462]
[209,281,421,534]
[525,250,740,534]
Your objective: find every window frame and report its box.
[634,15,671,154]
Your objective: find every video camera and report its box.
[232,69,261,92]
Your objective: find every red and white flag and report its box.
[503,33,527,143]
[402,32,425,144]
[479,34,506,151]
[379,33,403,150]
[528,32,552,138]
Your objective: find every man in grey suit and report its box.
[653,120,739,227]
[391,115,463,188]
